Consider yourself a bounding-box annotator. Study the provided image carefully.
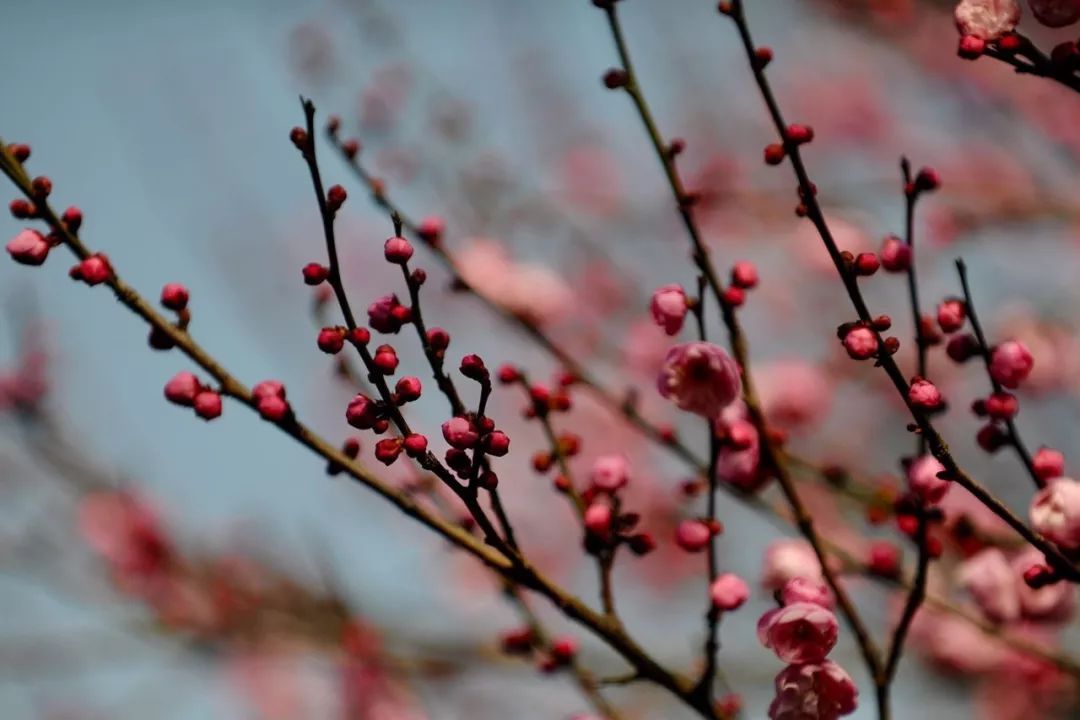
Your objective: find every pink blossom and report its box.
[756,361,832,430]
[763,539,824,590]
[1032,447,1065,483]
[907,454,951,505]
[1012,548,1075,622]
[956,548,1021,623]
[989,340,1034,389]
[780,577,834,609]
[1029,477,1080,549]
[456,238,573,326]
[649,284,688,335]
[1028,0,1080,28]
[657,341,741,418]
[768,661,857,720]
[758,602,839,664]
[954,0,1022,40]
[367,294,407,334]
[908,378,943,410]
[78,490,171,593]
[710,573,750,611]
[589,454,630,492]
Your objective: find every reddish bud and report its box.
[302,262,329,285]
[985,391,1018,420]
[395,375,423,402]
[418,215,444,246]
[958,34,986,59]
[484,430,511,457]
[348,327,371,346]
[1033,447,1065,482]
[879,235,911,272]
[164,371,201,406]
[373,344,399,374]
[61,206,83,232]
[8,143,31,162]
[326,184,347,212]
[341,138,360,159]
[722,286,745,307]
[317,327,346,354]
[460,354,488,381]
[193,390,223,420]
[72,254,112,285]
[786,124,814,145]
[937,299,966,333]
[384,235,414,264]
[160,283,189,311]
[763,143,786,165]
[730,261,758,289]
[374,438,403,465]
[976,423,1009,453]
[289,127,308,150]
[602,68,629,89]
[853,252,880,276]
[30,176,52,197]
[9,199,34,219]
[403,433,428,457]
[843,326,878,360]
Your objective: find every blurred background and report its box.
[2,0,1080,718]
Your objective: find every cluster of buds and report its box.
[163,370,223,421]
[580,455,655,557]
[499,627,579,673]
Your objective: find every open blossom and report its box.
[768,661,857,720]
[989,340,1034,389]
[657,341,741,418]
[650,284,688,335]
[758,602,839,664]
[1029,477,1080,549]
[907,454,951,505]
[954,0,1021,40]
[763,539,824,590]
[957,548,1021,623]
[1012,548,1075,622]
[6,228,50,265]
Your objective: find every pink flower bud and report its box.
[72,254,111,285]
[6,229,49,266]
[317,327,346,354]
[757,602,839,664]
[908,378,943,410]
[193,390,222,420]
[442,416,479,449]
[731,261,759,289]
[879,234,911,272]
[367,294,407,334]
[403,433,428,457]
[375,438,402,465]
[345,393,379,429]
[395,376,422,403]
[460,354,488,381]
[958,33,987,58]
[252,380,285,402]
[257,394,289,422]
[484,430,511,457]
[867,541,901,579]
[657,342,741,418]
[786,124,814,145]
[164,371,200,406]
[907,454,951,505]
[418,215,444,245]
[710,573,750,611]
[550,636,578,663]
[384,236,414,264]
[590,454,630,492]
[649,284,688,335]
[989,340,1034,389]
[842,326,878,360]
[160,283,189,311]
[1013,547,1075,622]
[326,184,347,212]
[1033,446,1065,482]
[372,344,399,374]
[584,502,613,538]
[426,327,450,352]
[674,519,712,553]
[1030,477,1080,549]
[984,391,1017,420]
[937,299,967,333]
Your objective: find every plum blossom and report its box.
[456,238,573,325]
[1029,477,1080,549]
[657,341,741,418]
[768,661,858,720]
[957,548,1021,623]
[907,454,951,505]
[763,539,824,590]
[954,0,1022,40]
[758,602,839,664]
